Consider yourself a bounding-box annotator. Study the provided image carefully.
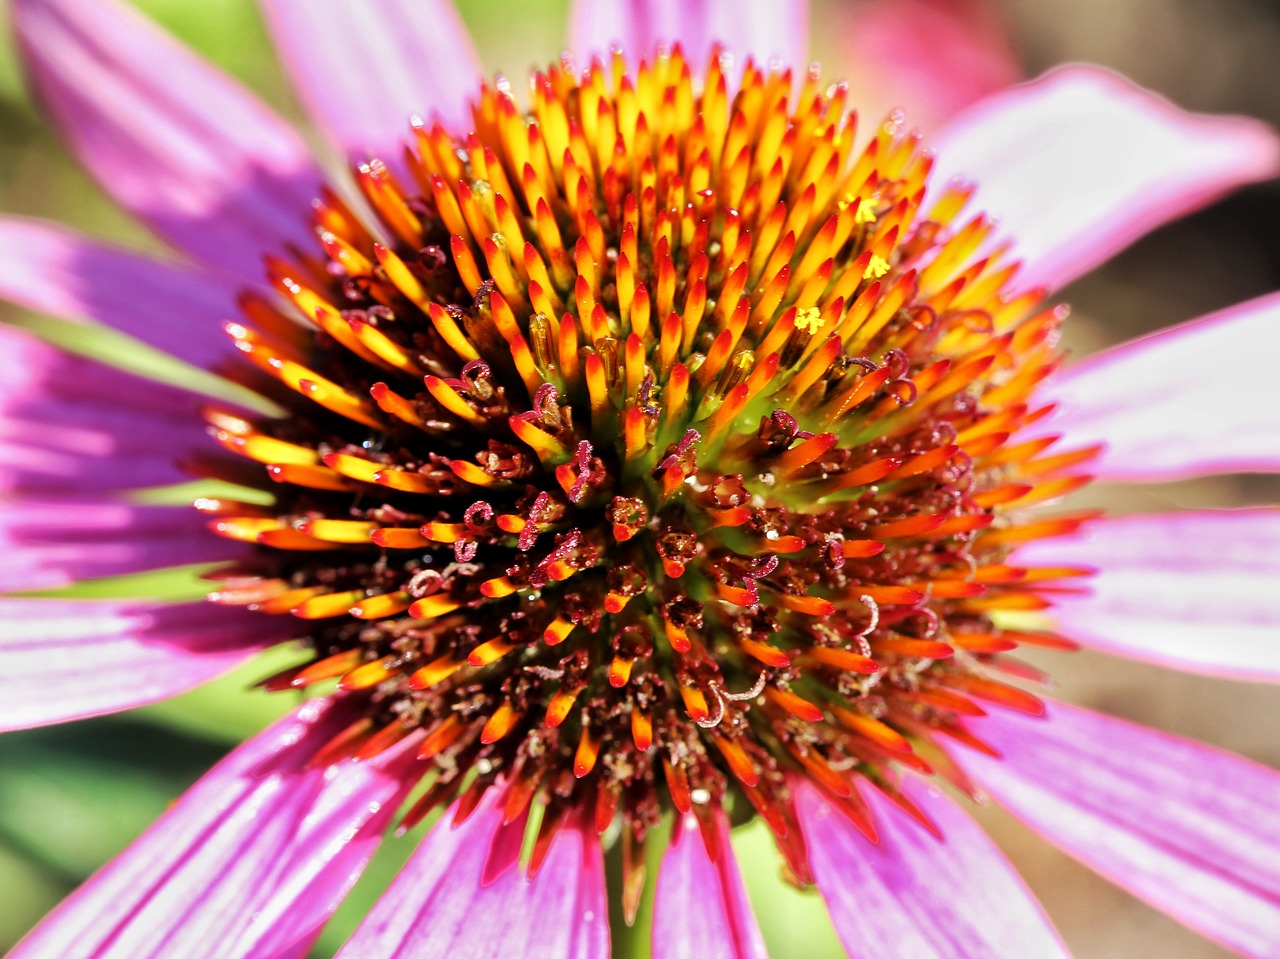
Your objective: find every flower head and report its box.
[204,51,1083,903]
[3,1,1280,957]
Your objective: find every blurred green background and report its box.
[1,0,1279,956]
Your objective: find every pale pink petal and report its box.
[932,66,1280,291]
[0,325,212,492]
[796,779,1069,959]
[957,702,1280,958]
[14,0,321,282]
[653,811,767,959]
[0,218,238,369]
[9,698,420,959]
[569,0,807,73]
[1018,509,1280,680]
[260,0,481,168]
[834,0,1020,132]
[337,793,609,958]
[0,499,246,592]
[0,600,292,731]
[1036,292,1280,480]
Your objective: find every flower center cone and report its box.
[201,44,1097,916]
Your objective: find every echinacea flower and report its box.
[2,0,1280,956]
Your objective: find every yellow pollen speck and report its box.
[855,203,879,224]
[864,254,890,279]
[795,307,824,335]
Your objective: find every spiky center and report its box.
[203,47,1096,896]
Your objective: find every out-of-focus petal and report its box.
[958,702,1280,958]
[0,218,237,369]
[653,811,767,959]
[932,65,1280,291]
[0,499,245,592]
[259,0,481,169]
[795,780,1069,959]
[13,0,321,283]
[0,600,292,731]
[569,0,807,74]
[0,325,212,492]
[1019,509,1280,680]
[337,793,609,958]
[9,698,419,959]
[1037,291,1280,480]
[834,0,1020,132]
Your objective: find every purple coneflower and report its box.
[2,1,1280,957]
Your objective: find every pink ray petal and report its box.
[0,325,208,419]
[0,325,214,492]
[833,0,1021,132]
[0,499,246,592]
[13,0,321,283]
[932,65,1280,292]
[569,0,807,75]
[0,441,191,493]
[0,218,238,369]
[956,702,1280,958]
[653,811,767,959]
[260,0,481,170]
[795,779,1070,959]
[9,698,420,959]
[1036,291,1280,480]
[336,792,609,958]
[1018,509,1280,680]
[0,600,294,731]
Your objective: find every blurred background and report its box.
[1,0,1279,956]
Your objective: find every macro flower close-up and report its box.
[2,0,1280,956]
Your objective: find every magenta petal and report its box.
[14,0,320,282]
[337,793,609,958]
[260,0,481,168]
[932,65,1280,291]
[1019,509,1280,680]
[835,0,1020,132]
[796,780,1069,959]
[1037,292,1280,480]
[569,0,807,74]
[0,218,237,369]
[0,600,292,731]
[0,499,246,592]
[9,698,418,959]
[958,702,1280,958]
[653,812,767,959]
[0,325,212,492]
